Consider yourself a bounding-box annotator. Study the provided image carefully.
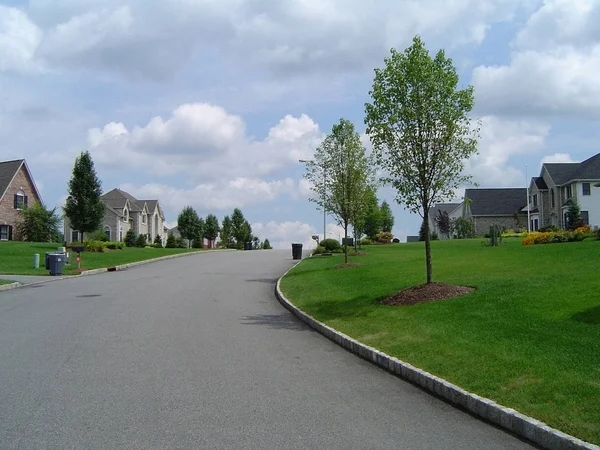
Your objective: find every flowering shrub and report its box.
[574,225,591,234]
[376,231,394,244]
[522,230,588,246]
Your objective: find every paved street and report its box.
[0,250,536,449]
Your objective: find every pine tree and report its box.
[380,201,394,232]
[63,151,105,242]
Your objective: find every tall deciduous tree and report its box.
[379,201,394,233]
[64,151,105,242]
[177,206,202,248]
[17,202,61,242]
[362,188,382,240]
[204,214,220,247]
[304,118,372,264]
[365,35,479,284]
[220,215,233,248]
[231,208,248,247]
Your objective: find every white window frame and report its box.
[123,208,128,223]
[15,189,25,210]
[0,225,9,240]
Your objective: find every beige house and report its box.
[65,188,167,244]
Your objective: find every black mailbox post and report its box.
[72,245,84,253]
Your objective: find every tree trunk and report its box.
[344,222,348,264]
[423,208,433,284]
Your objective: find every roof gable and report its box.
[543,163,579,186]
[465,188,528,216]
[571,152,600,180]
[0,159,43,204]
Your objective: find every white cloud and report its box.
[464,116,550,187]
[0,6,43,73]
[473,0,600,118]
[250,221,318,250]
[541,152,575,163]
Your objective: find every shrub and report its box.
[83,240,106,252]
[124,229,136,247]
[360,238,373,246]
[88,230,109,242]
[175,237,187,248]
[596,229,600,241]
[165,233,177,248]
[320,238,342,253]
[522,230,589,246]
[105,241,124,250]
[192,238,203,248]
[430,232,439,241]
[574,225,591,234]
[539,225,559,232]
[135,234,147,248]
[153,234,163,247]
[312,245,326,255]
[375,231,394,244]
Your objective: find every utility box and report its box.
[48,253,65,276]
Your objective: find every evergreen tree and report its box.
[165,232,176,248]
[124,229,136,247]
[262,238,272,249]
[380,201,394,232]
[153,234,163,247]
[566,200,583,230]
[63,151,105,242]
[231,208,247,246]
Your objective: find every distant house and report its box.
[428,202,461,239]
[0,159,43,241]
[167,226,212,248]
[528,153,600,231]
[64,188,167,244]
[463,188,528,236]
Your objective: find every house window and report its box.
[551,189,555,208]
[142,213,146,224]
[123,209,128,222]
[104,226,111,240]
[581,211,589,225]
[71,230,79,242]
[583,183,591,196]
[14,190,27,209]
[0,225,11,241]
[533,194,538,207]
[565,185,572,199]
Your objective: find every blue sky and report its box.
[1,0,599,248]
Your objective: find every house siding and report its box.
[471,215,527,236]
[0,165,42,240]
[576,181,600,229]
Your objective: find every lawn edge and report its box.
[0,282,20,292]
[275,261,600,450]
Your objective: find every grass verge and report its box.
[0,279,15,285]
[280,238,600,445]
[0,241,204,276]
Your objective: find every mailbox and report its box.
[72,245,85,253]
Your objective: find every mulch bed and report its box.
[381,282,475,306]
[335,262,362,269]
[349,251,368,256]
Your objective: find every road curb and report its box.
[0,282,20,292]
[274,261,599,450]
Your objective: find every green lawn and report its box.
[0,241,204,276]
[280,238,600,445]
[0,279,15,285]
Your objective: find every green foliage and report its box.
[83,240,106,252]
[262,238,272,250]
[488,224,503,247]
[16,201,61,242]
[165,232,177,248]
[135,233,147,248]
[230,209,252,247]
[376,231,394,244]
[124,229,136,247]
[106,241,124,250]
[312,245,326,255]
[361,188,382,239]
[522,230,589,246]
[177,206,203,247]
[452,217,474,239]
[175,237,187,248]
[365,35,479,284]
[192,237,203,248]
[565,200,584,230]
[88,229,109,242]
[435,209,451,238]
[379,201,394,232]
[430,232,438,241]
[63,151,105,241]
[319,238,342,253]
[220,215,233,248]
[539,225,559,232]
[204,214,220,242]
[360,238,373,246]
[596,229,600,240]
[153,234,162,247]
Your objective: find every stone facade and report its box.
[471,214,527,236]
[0,163,42,241]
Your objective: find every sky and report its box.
[1,0,599,249]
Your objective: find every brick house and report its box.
[0,159,44,241]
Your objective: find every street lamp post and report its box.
[300,159,326,242]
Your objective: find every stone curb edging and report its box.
[274,261,599,450]
[0,282,20,292]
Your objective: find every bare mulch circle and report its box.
[381,282,475,306]
[335,262,362,269]
[349,251,367,256]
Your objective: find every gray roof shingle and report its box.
[571,152,600,180]
[533,177,548,189]
[544,163,579,185]
[465,188,528,216]
[0,159,24,201]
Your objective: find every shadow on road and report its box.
[240,313,312,332]
[245,278,278,284]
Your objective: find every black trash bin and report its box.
[48,253,65,276]
[243,242,252,250]
[291,243,303,260]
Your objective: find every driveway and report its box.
[0,250,536,449]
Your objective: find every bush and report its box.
[522,230,589,246]
[539,225,559,232]
[165,233,177,248]
[574,225,591,234]
[320,238,342,253]
[153,234,163,247]
[596,229,600,241]
[312,245,326,255]
[360,238,373,246]
[135,234,147,248]
[175,237,187,248]
[106,241,124,250]
[375,231,394,244]
[192,238,203,248]
[83,240,106,252]
[88,230,109,242]
[124,229,136,247]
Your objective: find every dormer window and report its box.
[14,190,27,210]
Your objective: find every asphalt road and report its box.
[0,250,536,450]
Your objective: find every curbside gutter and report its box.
[0,282,20,292]
[274,260,599,450]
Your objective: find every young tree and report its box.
[365,35,479,284]
[220,215,233,248]
[379,201,394,233]
[17,202,61,242]
[165,232,177,248]
[204,214,220,248]
[124,229,136,247]
[304,118,372,264]
[177,206,202,248]
[452,217,474,239]
[231,208,249,247]
[435,209,452,239]
[362,188,382,240]
[153,234,163,247]
[63,151,105,242]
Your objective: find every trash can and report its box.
[244,242,252,251]
[291,243,303,260]
[48,253,65,276]
[45,252,52,270]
